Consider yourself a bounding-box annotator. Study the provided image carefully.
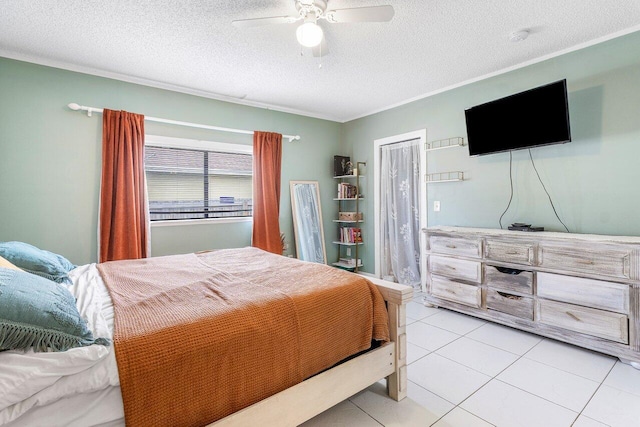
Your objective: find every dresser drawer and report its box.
[485,265,533,295]
[537,272,629,314]
[486,289,534,320]
[430,275,481,308]
[429,236,482,258]
[537,299,629,344]
[429,255,482,283]
[538,242,633,280]
[485,240,535,265]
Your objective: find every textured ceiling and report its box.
[1,1,640,122]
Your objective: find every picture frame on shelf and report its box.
[333,155,351,177]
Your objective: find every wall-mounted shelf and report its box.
[332,260,363,269]
[426,171,464,183]
[333,174,364,179]
[426,137,464,151]
[332,241,364,246]
[333,219,363,223]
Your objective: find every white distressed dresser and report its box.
[424,226,640,365]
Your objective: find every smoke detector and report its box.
[509,30,530,42]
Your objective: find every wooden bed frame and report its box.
[211,277,413,426]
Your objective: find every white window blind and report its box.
[145,146,252,221]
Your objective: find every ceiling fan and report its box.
[232,0,395,57]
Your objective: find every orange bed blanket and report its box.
[97,247,389,427]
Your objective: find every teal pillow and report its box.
[0,268,109,352]
[0,241,76,284]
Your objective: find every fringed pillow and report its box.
[0,255,22,271]
[0,241,76,284]
[0,268,109,352]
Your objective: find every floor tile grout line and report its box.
[406,378,459,407]
[444,377,497,426]
[408,306,632,426]
[444,341,582,424]
[491,378,582,415]
[433,336,524,379]
[570,414,612,427]
[572,360,619,424]
[594,360,640,398]
[406,355,498,424]
[461,330,540,357]
[492,335,592,412]
[407,350,432,366]
[408,309,442,322]
[520,337,618,383]
[451,407,497,427]
[419,317,488,336]
[408,333,467,356]
[520,352,614,384]
[411,326,625,425]
[415,315,487,337]
[405,380,496,427]
[347,395,385,426]
[412,310,599,394]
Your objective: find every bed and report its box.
[0,247,411,427]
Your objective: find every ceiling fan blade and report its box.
[232,16,298,29]
[326,5,394,23]
[312,37,329,57]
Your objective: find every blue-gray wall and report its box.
[0,58,343,265]
[2,30,640,271]
[343,31,640,273]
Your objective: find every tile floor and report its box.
[301,293,640,427]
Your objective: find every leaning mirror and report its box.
[290,181,327,264]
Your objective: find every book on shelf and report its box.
[339,227,363,244]
[338,258,362,267]
[337,182,358,199]
[353,228,362,243]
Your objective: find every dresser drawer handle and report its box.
[446,245,457,249]
[496,291,522,301]
[579,260,595,265]
[566,312,581,322]
[495,267,524,275]
[506,251,520,255]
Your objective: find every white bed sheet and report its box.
[0,264,125,426]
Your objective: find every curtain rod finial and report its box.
[288,135,301,142]
[68,102,92,116]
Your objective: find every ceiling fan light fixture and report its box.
[296,21,323,47]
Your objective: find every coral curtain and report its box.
[99,109,149,263]
[252,131,283,254]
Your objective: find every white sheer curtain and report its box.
[381,139,421,287]
[292,183,325,263]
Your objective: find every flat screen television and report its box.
[465,79,571,156]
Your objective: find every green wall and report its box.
[0,58,343,265]
[3,30,640,271]
[343,31,640,273]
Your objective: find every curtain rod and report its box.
[67,103,301,142]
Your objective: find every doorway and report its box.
[374,130,427,290]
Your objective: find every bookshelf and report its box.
[332,161,365,272]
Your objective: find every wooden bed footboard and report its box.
[367,276,413,401]
[210,277,412,427]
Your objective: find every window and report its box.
[145,136,252,221]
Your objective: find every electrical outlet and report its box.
[434,201,441,212]
[346,247,352,256]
